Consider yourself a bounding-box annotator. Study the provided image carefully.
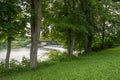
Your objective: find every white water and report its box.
[0,45,66,62]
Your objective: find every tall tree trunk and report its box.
[30,0,42,70]
[87,35,92,52]
[67,29,75,57]
[86,34,92,53]
[5,37,11,68]
[5,9,12,69]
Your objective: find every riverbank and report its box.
[1,46,120,80]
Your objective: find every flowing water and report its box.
[0,45,66,62]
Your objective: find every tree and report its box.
[42,0,85,57]
[30,0,42,69]
[97,0,115,49]
[0,0,24,68]
[42,0,97,55]
[42,0,119,56]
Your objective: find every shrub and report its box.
[48,51,69,62]
[10,59,21,68]
[48,51,60,61]
[0,57,30,75]
[0,61,6,74]
[21,56,30,67]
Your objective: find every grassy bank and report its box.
[1,47,120,80]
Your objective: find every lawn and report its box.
[1,47,120,80]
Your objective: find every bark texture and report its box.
[5,37,11,68]
[86,34,92,53]
[67,29,75,57]
[30,0,42,69]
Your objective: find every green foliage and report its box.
[21,56,30,68]
[10,59,21,69]
[0,61,6,74]
[11,39,31,47]
[0,57,30,75]
[92,35,114,51]
[48,50,80,62]
[0,41,6,49]
[48,51,68,61]
[0,0,26,41]
[42,0,119,53]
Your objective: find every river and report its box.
[0,45,66,62]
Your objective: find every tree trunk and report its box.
[67,29,75,57]
[86,34,92,53]
[5,37,11,69]
[30,0,42,70]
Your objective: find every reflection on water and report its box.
[0,45,66,62]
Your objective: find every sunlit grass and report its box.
[1,47,120,80]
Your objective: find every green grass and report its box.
[1,47,120,80]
